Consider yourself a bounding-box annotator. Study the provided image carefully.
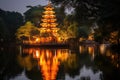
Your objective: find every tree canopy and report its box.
[15,21,39,41]
[0,9,23,41]
[51,0,120,44]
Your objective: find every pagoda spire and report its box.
[46,0,51,6]
[48,0,51,4]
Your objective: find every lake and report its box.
[0,44,120,80]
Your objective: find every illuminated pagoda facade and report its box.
[39,1,60,43]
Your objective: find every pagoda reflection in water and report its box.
[22,47,69,80]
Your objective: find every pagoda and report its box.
[39,1,60,43]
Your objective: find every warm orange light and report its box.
[44,11,55,14]
[36,50,40,58]
[22,48,70,80]
[88,46,94,54]
[38,49,69,80]
[79,46,85,53]
[39,0,60,44]
[35,38,40,43]
[44,6,54,11]
[100,44,106,54]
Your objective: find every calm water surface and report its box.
[0,44,120,80]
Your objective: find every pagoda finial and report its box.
[48,0,50,3]
[48,0,51,5]
[46,0,52,7]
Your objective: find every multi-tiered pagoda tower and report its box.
[39,1,59,43]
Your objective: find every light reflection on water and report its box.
[79,44,120,69]
[17,46,102,80]
[99,44,120,68]
[18,47,70,80]
[79,45,96,60]
[5,44,120,80]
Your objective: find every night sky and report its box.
[0,0,48,14]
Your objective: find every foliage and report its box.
[58,15,75,39]
[51,0,120,20]
[54,5,66,25]
[78,25,90,38]
[109,31,119,44]
[58,14,90,39]
[15,21,39,41]
[51,0,120,44]
[24,5,44,26]
[51,0,101,23]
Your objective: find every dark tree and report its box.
[24,5,44,27]
[51,0,120,45]
[0,9,23,42]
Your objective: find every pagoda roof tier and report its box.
[44,1,54,10]
[41,19,57,23]
[39,27,59,33]
[44,7,54,11]
[40,27,59,30]
[40,23,58,27]
[43,11,55,14]
[42,15,56,19]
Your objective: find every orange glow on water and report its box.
[88,47,94,54]
[22,48,69,80]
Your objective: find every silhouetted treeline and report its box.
[0,9,24,43]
